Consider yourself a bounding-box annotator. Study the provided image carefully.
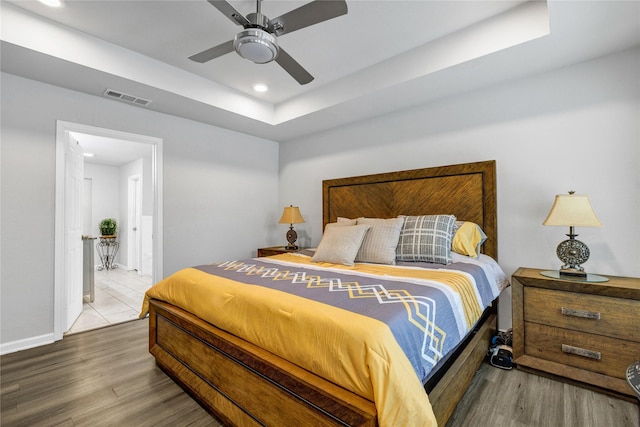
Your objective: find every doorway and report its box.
[54,121,163,340]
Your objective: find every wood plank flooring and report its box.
[1,319,220,427]
[447,363,639,427]
[2,318,638,427]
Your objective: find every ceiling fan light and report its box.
[234,28,279,64]
[38,0,63,7]
[253,83,269,92]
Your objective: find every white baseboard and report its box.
[0,332,56,355]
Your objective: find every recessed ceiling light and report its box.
[38,0,63,7]
[253,83,269,93]
[83,153,95,158]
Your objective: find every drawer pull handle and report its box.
[561,307,601,320]
[561,344,601,360]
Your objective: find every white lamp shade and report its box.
[543,193,602,227]
[279,206,305,224]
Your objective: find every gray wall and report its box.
[1,72,279,351]
[278,48,640,329]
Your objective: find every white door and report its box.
[82,178,93,236]
[127,175,141,272]
[64,134,84,331]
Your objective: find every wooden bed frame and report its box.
[149,160,498,426]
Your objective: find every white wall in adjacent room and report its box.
[85,163,121,238]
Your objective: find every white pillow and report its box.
[336,217,357,225]
[355,217,405,264]
[311,223,371,266]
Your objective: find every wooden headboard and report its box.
[322,160,498,260]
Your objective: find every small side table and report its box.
[512,267,640,400]
[257,246,307,257]
[97,235,119,271]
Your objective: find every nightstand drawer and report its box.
[524,287,640,342]
[525,322,640,379]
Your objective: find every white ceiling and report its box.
[1,1,639,142]
[71,132,152,167]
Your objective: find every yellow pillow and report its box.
[451,221,487,258]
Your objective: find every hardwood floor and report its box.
[446,362,639,427]
[1,319,220,427]
[2,318,638,427]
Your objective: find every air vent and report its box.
[103,89,152,107]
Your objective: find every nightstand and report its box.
[512,267,640,400]
[257,246,306,257]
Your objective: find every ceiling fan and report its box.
[189,0,348,85]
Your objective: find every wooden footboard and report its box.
[149,299,495,426]
[149,299,378,427]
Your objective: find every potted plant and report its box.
[99,218,117,236]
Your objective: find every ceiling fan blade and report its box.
[206,0,250,27]
[268,0,347,36]
[275,48,314,85]
[189,40,235,63]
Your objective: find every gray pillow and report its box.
[311,223,371,266]
[396,215,456,264]
[355,217,405,264]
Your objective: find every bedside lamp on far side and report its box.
[543,191,602,279]
[279,205,305,250]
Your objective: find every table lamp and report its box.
[279,205,305,250]
[543,191,602,278]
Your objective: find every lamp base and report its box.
[556,235,590,279]
[559,269,587,279]
[285,226,298,251]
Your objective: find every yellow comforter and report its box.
[140,254,484,427]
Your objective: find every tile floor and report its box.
[66,268,152,335]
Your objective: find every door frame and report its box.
[54,121,164,340]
